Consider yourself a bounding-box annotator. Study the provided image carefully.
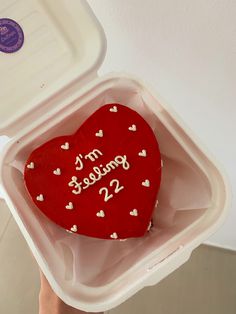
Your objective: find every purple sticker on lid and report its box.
[0,18,24,53]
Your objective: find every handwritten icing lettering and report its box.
[89,172,97,182]
[106,160,118,171]
[68,176,82,195]
[110,179,124,193]
[85,149,103,162]
[68,154,130,195]
[99,187,113,202]
[75,154,83,170]
[114,155,129,170]
[75,149,103,171]
[83,178,91,190]
[99,179,124,202]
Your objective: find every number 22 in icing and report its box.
[99,179,124,202]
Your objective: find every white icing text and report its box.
[75,149,103,171]
[99,179,124,202]
[69,154,130,195]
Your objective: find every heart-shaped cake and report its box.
[24,104,162,240]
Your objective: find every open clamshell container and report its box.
[0,0,230,312]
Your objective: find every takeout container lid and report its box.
[0,1,231,312]
[0,0,106,137]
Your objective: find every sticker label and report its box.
[0,18,24,53]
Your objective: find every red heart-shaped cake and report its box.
[24,104,162,240]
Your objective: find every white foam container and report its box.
[0,0,231,312]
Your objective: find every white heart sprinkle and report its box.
[128,124,137,132]
[130,209,138,216]
[138,149,147,157]
[142,179,150,187]
[27,162,35,169]
[65,202,73,210]
[110,232,118,239]
[61,142,69,150]
[161,159,164,167]
[70,225,77,232]
[155,199,159,207]
[96,210,105,218]
[53,168,61,175]
[36,194,44,202]
[96,130,103,137]
[109,105,118,113]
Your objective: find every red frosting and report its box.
[24,104,162,240]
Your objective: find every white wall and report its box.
[87,0,236,249]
